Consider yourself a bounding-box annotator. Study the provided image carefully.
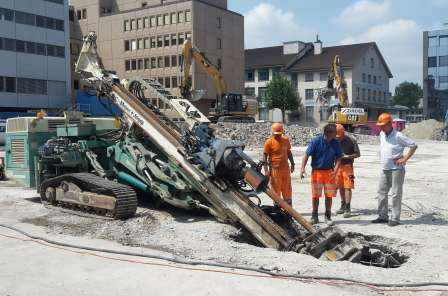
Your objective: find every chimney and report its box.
[314,34,322,55]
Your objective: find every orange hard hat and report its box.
[377,113,393,126]
[336,124,345,139]
[271,122,284,135]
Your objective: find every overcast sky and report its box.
[228,0,448,91]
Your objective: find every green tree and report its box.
[265,75,301,122]
[392,82,423,109]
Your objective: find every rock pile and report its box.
[214,123,378,149]
[403,119,448,141]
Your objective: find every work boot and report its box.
[371,217,389,224]
[311,212,319,225]
[343,203,351,218]
[325,212,334,226]
[336,202,346,215]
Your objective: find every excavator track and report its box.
[39,173,138,219]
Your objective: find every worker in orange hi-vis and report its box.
[263,122,295,206]
[335,124,361,218]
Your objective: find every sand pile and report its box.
[403,119,447,141]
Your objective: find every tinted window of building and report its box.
[305,89,314,100]
[5,77,16,93]
[245,87,255,96]
[319,72,327,81]
[258,69,269,81]
[439,55,448,67]
[305,72,313,82]
[428,56,437,68]
[245,70,254,82]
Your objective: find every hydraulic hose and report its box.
[0,223,447,291]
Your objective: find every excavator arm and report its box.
[180,39,227,100]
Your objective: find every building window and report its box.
[440,36,448,46]
[129,59,136,70]
[172,77,178,88]
[137,18,142,29]
[157,15,163,26]
[69,9,75,22]
[150,37,156,48]
[15,11,35,26]
[362,88,366,100]
[368,74,371,84]
[151,57,157,68]
[186,32,192,40]
[217,16,222,28]
[82,9,87,19]
[124,20,130,31]
[440,76,448,83]
[305,72,314,82]
[258,87,267,99]
[439,55,448,67]
[305,89,314,101]
[144,58,150,69]
[258,69,269,81]
[217,38,222,49]
[178,11,184,23]
[319,72,327,81]
[164,56,170,67]
[164,14,170,25]
[164,35,170,47]
[144,38,150,49]
[150,16,156,27]
[305,106,314,122]
[143,17,149,28]
[124,39,131,52]
[130,19,136,30]
[217,58,222,70]
[136,59,142,70]
[362,56,366,66]
[356,87,360,100]
[370,57,374,68]
[245,87,255,96]
[171,12,177,24]
[367,89,371,101]
[185,10,191,22]
[157,36,163,47]
[245,70,254,82]
[291,73,298,89]
[373,75,377,84]
[17,78,47,95]
[138,38,144,50]
[362,73,366,83]
[158,77,164,85]
[178,33,185,45]
[5,77,16,93]
[157,57,163,68]
[171,34,178,46]
[428,36,438,47]
[36,43,45,55]
[165,77,171,88]
[16,40,25,52]
[131,39,137,51]
[171,55,177,67]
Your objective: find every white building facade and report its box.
[245,40,392,124]
[0,0,71,116]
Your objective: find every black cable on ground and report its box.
[0,223,447,291]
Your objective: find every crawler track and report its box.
[39,173,138,219]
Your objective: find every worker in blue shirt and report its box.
[300,124,343,225]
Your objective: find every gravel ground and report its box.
[1,141,448,295]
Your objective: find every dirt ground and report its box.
[1,141,448,295]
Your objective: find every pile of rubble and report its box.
[215,123,378,149]
[403,119,448,141]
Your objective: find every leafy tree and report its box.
[265,75,301,122]
[392,82,423,109]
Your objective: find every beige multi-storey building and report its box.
[69,0,244,114]
[245,39,393,123]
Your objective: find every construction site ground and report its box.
[1,141,448,296]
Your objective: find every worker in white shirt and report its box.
[371,113,418,227]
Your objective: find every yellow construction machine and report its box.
[180,39,257,123]
[317,55,368,128]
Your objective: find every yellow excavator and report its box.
[180,39,257,123]
[317,55,368,129]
